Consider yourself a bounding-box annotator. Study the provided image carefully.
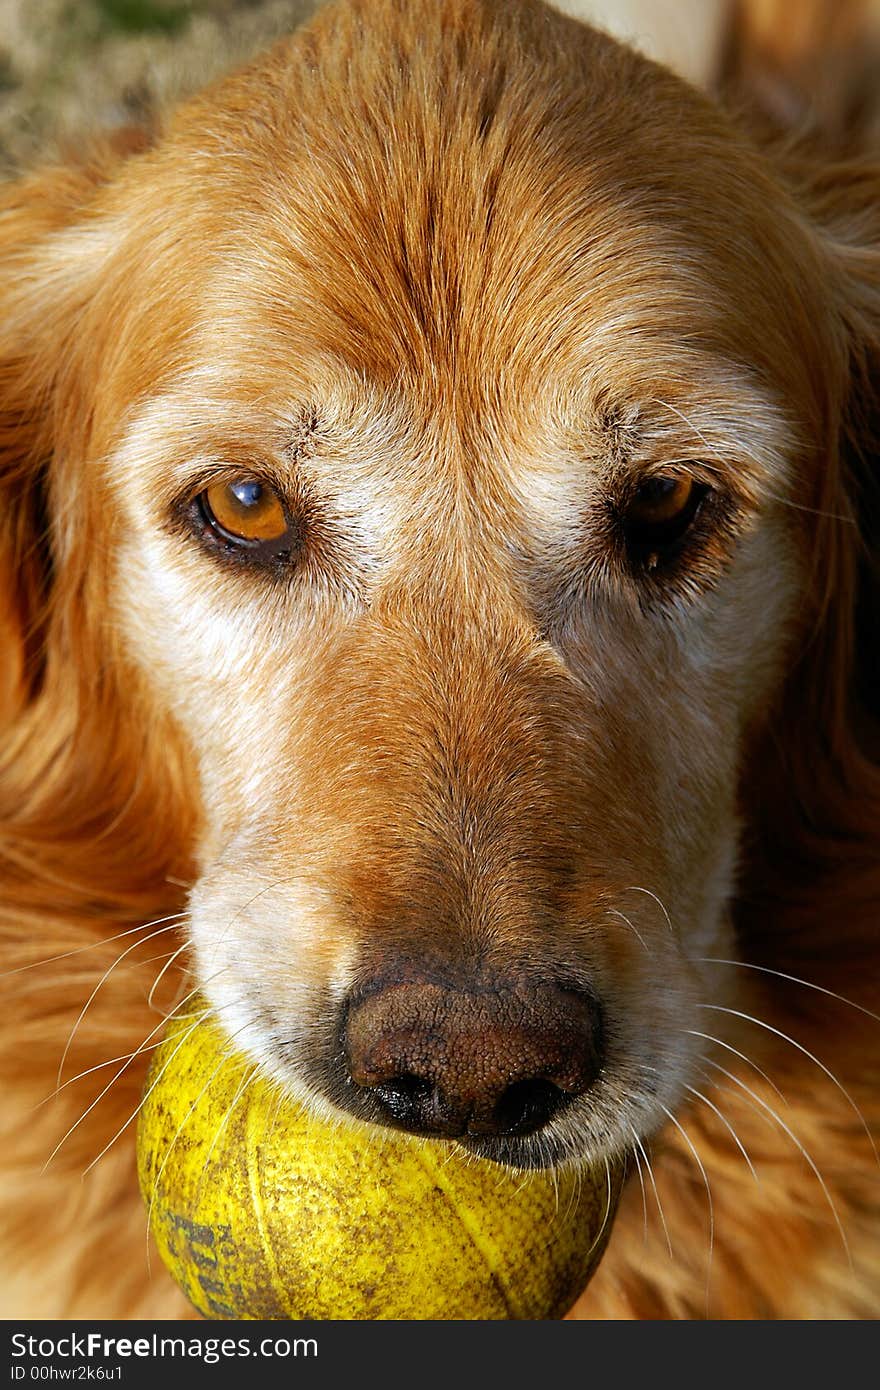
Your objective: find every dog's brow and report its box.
[283,406,322,461]
[112,385,322,487]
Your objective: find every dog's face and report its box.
[21,0,847,1169]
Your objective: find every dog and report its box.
[1,0,878,1319]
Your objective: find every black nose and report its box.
[342,973,602,1139]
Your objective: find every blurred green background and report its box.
[0,0,320,166]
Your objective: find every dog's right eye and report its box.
[193,478,299,563]
[619,471,710,574]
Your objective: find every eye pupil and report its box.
[229,479,265,510]
[642,476,679,506]
[631,474,693,522]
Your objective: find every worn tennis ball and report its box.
[137,1002,622,1320]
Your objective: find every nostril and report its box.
[373,1073,435,1127]
[491,1078,569,1136]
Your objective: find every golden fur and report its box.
[1,0,878,1319]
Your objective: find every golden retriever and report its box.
[1,0,878,1319]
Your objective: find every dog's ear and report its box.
[750,155,880,870]
[0,133,147,719]
[802,160,880,743]
[732,156,879,920]
[722,2,880,811]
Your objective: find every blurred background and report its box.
[2,1,878,174]
[0,0,320,166]
[0,0,732,168]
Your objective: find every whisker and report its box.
[704,1058,851,1265]
[580,1154,616,1264]
[194,1062,260,1205]
[629,1123,673,1258]
[147,940,190,1010]
[685,1028,787,1103]
[660,1103,714,1313]
[41,978,210,1171]
[82,988,253,1177]
[699,1003,879,1167]
[81,1007,214,1176]
[607,908,651,955]
[37,1038,168,1106]
[683,1081,758,1182]
[144,1045,257,1270]
[697,958,880,1028]
[55,921,185,1088]
[694,1063,781,1138]
[629,1138,649,1243]
[623,885,675,936]
[0,913,187,980]
[564,1159,583,1228]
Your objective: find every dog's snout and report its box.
[342,975,602,1139]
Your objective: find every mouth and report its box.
[303,1058,598,1171]
[202,977,673,1174]
[318,1069,592,1170]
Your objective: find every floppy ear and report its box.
[727,154,880,940]
[0,135,147,719]
[720,2,880,852]
[748,153,880,879]
[803,159,880,745]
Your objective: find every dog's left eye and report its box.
[195,478,298,560]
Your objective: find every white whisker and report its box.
[81,1006,213,1176]
[195,1061,260,1205]
[55,921,184,1088]
[683,1082,758,1182]
[0,913,187,980]
[704,1058,851,1265]
[147,940,190,1010]
[607,908,651,955]
[630,1123,673,1258]
[697,958,880,1027]
[660,1103,714,1309]
[41,977,210,1171]
[699,1003,879,1167]
[576,1154,616,1266]
[623,885,675,935]
[37,1038,168,1106]
[685,1028,787,1103]
[629,1139,649,1243]
[144,1044,257,1270]
[694,1064,780,1137]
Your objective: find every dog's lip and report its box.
[324,1086,578,1170]
[455,1132,567,1171]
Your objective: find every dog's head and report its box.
[2,0,877,1170]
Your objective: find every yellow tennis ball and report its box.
[137,1001,622,1320]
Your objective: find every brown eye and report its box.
[623,472,707,562]
[195,477,298,563]
[203,478,286,541]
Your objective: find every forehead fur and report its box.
[83,0,836,443]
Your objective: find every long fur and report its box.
[1,0,878,1319]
